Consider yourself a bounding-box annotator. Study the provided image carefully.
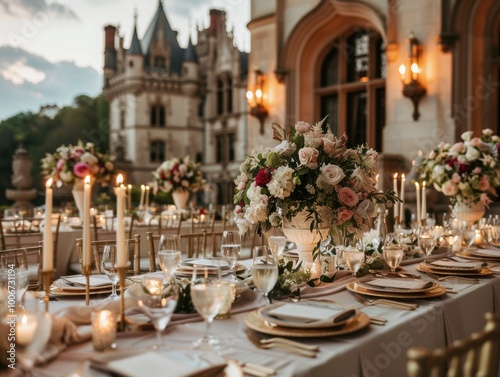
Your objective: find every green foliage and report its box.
[268,260,310,301]
[0,94,109,206]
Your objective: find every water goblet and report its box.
[344,250,365,281]
[138,273,179,349]
[221,230,241,281]
[418,226,436,262]
[158,234,182,276]
[190,266,225,348]
[442,227,459,253]
[0,295,52,376]
[267,228,287,259]
[100,245,120,301]
[461,225,477,252]
[0,249,30,311]
[382,242,405,273]
[252,246,278,305]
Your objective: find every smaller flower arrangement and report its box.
[153,156,206,194]
[41,141,115,186]
[416,129,500,206]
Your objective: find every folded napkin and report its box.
[61,274,111,287]
[90,350,226,377]
[430,260,485,269]
[264,302,355,324]
[364,278,433,290]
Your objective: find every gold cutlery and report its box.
[230,360,276,377]
[245,330,318,358]
[353,294,418,310]
[246,329,319,352]
[369,316,387,326]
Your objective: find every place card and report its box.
[364,278,433,290]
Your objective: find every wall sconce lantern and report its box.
[399,32,426,121]
[246,69,268,134]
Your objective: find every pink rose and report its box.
[56,158,65,171]
[451,173,461,183]
[479,176,490,191]
[295,121,311,134]
[322,138,335,154]
[451,142,465,153]
[472,167,482,174]
[441,180,458,196]
[73,162,90,178]
[298,147,319,169]
[337,208,353,223]
[470,137,482,147]
[338,187,359,207]
[428,150,436,159]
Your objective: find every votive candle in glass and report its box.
[91,310,117,351]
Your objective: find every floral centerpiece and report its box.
[233,118,398,265]
[41,141,116,187]
[416,129,500,219]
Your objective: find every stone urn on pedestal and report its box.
[5,144,37,210]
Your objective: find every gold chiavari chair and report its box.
[407,312,500,377]
[0,245,42,289]
[73,235,141,275]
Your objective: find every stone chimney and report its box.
[208,9,226,34]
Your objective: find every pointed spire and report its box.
[128,9,142,55]
[184,36,198,63]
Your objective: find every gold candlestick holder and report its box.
[118,267,127,332]
[41,270,53,313]
[82,265,92,306]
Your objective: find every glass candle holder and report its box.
[215,281,235,320]
[91,310,117,351]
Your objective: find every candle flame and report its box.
[146,185,150,191]
[84,175,90,185]
[393,173,398,179]
[141,184,145,190]
[117,173,123,185]
[128,184,132,189]
[415,182,419,188]
[21,315,27,325]
[401,174,406,179]
[46,178,53,188]
[422,181,426,188]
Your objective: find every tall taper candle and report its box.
[415,182,421,226]
[399,174,406,224]
[145,185,150,207]
[127,184,132,210]
[42,178,54,271]
[393,173,399,220]
[116,174,127,268]
[421,181,427,223]
[375,174,380,191]
[139,185,145,208]
[82,175,92,268]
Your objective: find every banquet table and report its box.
[15,252,499,377]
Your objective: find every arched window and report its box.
[317,31,385,150]
[150,105,165,127]
[226,77,233,113]
[150,141,165,162]
[216,77,224,115]
[154,57,166,74]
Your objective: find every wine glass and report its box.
[100,245,120,301]
[442,227,459,253]
[221,230,241,281]
[268,228,287,259]
[138,273,179,349]
[418,226,436,262]
[190,266,225,348]
[382,239,405,273]
[344,250,365,281]
[461,225,477,252]
[252,246,278,305]
[0,249,30,311]
[0,295,52,376]
[158,234,182,276]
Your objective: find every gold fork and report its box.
[353,294,418,310]
[247,328,320,351]
[245,330,318,357]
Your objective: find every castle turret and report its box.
[126,13,144,77]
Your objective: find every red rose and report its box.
[255,168,273,187]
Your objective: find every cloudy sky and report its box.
[0,0,250,121]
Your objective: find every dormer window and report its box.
[154,57,166,73]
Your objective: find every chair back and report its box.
[407,312,500,377]
[0,246,42,289]
[75,235,141,275]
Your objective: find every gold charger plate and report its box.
[244,309,370,338]
[416,263,493,277]
[346,281,447,299]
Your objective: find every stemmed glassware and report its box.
[138,273,179,349]
[0,248,30,311]
[252,246,278,305]
[382,237,405,273]
[220,230,241,281]
[418,225,437,262]
[461,224,477,252]
[267,228,287,259]
[158,234,182,276]
[101,245,120,301]
[0,295,52,376]
[190,266,225,348]
[442,227,459,253]
[344,248,365,282]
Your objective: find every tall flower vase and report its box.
[72,186,84,220]
[452,199,485,225]
[172,190,190,210]
[282,208,332,278]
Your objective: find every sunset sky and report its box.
[0,0,250,120]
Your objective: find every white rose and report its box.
[298,147,319,169]
[80,152,98,165]
[441,180,458,196]
[60,170,73,183]
[319,164,345,185]
[483,128,494,137]
[273,140,297,157]
[356,199,376,217]
[465,147,480,161]
[431,164,445,179]
[461,131,473,141]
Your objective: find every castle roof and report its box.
[128,21,142,55]
[184,37,198,63]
